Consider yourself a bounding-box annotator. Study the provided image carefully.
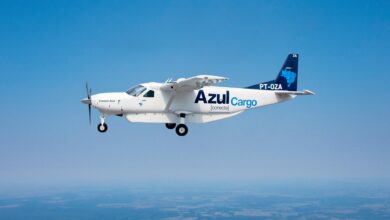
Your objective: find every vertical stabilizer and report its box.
[247,53,299,91]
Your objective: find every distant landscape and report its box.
[1,183,389,219]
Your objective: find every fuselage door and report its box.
[137,90,155,110]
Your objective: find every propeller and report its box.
[82,82,92,125]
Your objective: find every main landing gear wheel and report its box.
[165,123,176,129]
[97,123,108,133]
[176,124,188,136]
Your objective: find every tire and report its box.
[97,123,108,133]
[175,124,188,136]
[165,123,176,129]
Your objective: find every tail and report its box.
[247,53,299,91]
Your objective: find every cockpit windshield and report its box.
[126,85,146,97]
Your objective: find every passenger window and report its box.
[143,90,155,98]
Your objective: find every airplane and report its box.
[81,53,314,136]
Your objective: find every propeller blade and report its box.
[85,82,92,125]
[88,104,92,125]
[86,82,90,99]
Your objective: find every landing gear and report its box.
[176,124,188,136]
[97,123,108,132]
[175,113,188,136]
[165,123,176,129]
[97,115,108,133]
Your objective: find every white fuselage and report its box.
[90,82,295,124]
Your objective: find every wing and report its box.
[161,75,228,111]
[161,75,228,91]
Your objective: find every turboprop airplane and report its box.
[81,53,314,136]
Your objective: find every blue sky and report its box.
[0,0,389,188]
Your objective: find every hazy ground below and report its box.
[1,182,390,219]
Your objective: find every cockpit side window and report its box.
[143,90,155,98]
[126,85,146,97]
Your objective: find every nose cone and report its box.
[81,98,91,105]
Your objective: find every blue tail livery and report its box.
[247,53,299,91]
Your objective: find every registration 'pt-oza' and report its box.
[81,54,314,136]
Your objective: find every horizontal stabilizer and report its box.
[275,89,315,95]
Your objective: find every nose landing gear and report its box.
[97,123,108,133]
[97,115,108,133]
